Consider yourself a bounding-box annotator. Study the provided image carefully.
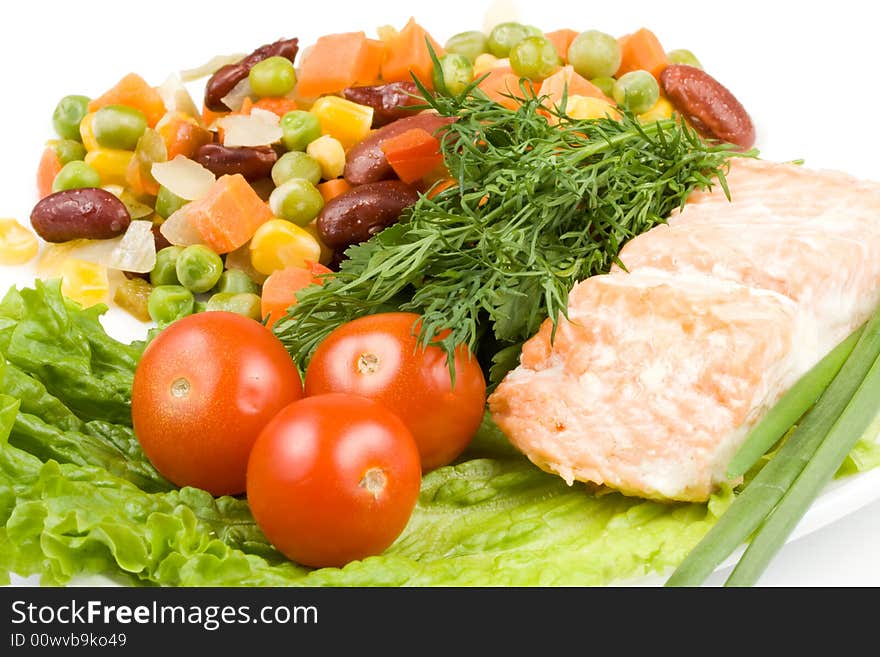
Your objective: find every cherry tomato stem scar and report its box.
[357,352,381,375]
[359,467,387,499]
[170,377,191,398]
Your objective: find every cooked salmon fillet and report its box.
[489,159,880,501]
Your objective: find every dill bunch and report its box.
[274,90,739,384]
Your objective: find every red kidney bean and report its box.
[342,82,425,127]
[204,37,299,111]
[660,65,756,150]
[343,113,455,186]
[30,188,131,243]
[317,181,420,249]
[193,143,278,181]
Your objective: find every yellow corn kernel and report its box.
[79,112,100,151]
[473,53,500,77]
[306,135,346,180]
[85,148,134,187]
[59,258,109,308]
[309,96,374,151]
[0,218,39,265]
[638,96,674,124]
[249,219,322,276]
[566,95,620,121]
[303,220,334,266]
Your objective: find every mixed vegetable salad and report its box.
[2,15,878,586]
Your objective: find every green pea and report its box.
[93,104,148,151]
[52,95,90,142]
[150,246,183,286]
[147,285,194,326]
[52,161,101,192]
[434,53,474,96]
[155,185,189,220]
[590,76,617,99]
[205,292,262,320]
[249,56,297,98]
[510,36,560,81]
[280,110,322,152]
[487,22,532,58]
[567,31,622,80]
[212,269,260,295]
[176,244,224,294]
[613,70,660,115]
[50,139,87,165]
[445,30,489,62]
[667,49,703,69]
[271,151,322,187]
[269,179,324,226]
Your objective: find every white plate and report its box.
[3,0,880,586]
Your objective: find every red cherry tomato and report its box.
[303,312,487,471]
[131,311,303,496]
[246,393,421,568]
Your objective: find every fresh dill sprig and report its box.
[274,89,742,384]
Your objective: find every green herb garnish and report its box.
[666,309,880,586]
[274,89,740,382]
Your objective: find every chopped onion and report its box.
[109,220,157,273]
[157,74,202,120]
[179,53,247,82]
[220,77,254,113]
[224,241,268,285]
[151,155,216,201]
[160,207,205,247]
[218,110,282,147]
[36,238,123,278]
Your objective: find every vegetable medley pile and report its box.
[5,18,725,330]
[3,16,870,586]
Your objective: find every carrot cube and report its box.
[189,174,274,254]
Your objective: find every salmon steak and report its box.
[488,159,880,501]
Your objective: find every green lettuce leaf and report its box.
[0,280,142,425]
[1,279,879,587]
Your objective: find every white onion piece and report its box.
[220,77,254,113]
[224,241,268,285]
[157,74,202,120]
[36,238,123,278]
[218,110,282,147]
[151,155,216,201]
[179,53,247,82]
[160,207,205,247]
[109,220,157,273]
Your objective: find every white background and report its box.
[1,0,879,586]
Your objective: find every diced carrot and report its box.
[380,128,443,184]
[202,105,228,127]
[249,96,299,117]
[545,29,578,63]
[381,18,444,89]
[36,146,62,199]
[616,28,670,81]
[358,39,387,85]
[539,65,612,113]
[261,262,333,328]
[186,174,274,254]
[296,32,377,98]
[316,178,352,203]
[427,178,457,199]
[88,73,167,127]
[156,111,213,159]
[477,66,534,110]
